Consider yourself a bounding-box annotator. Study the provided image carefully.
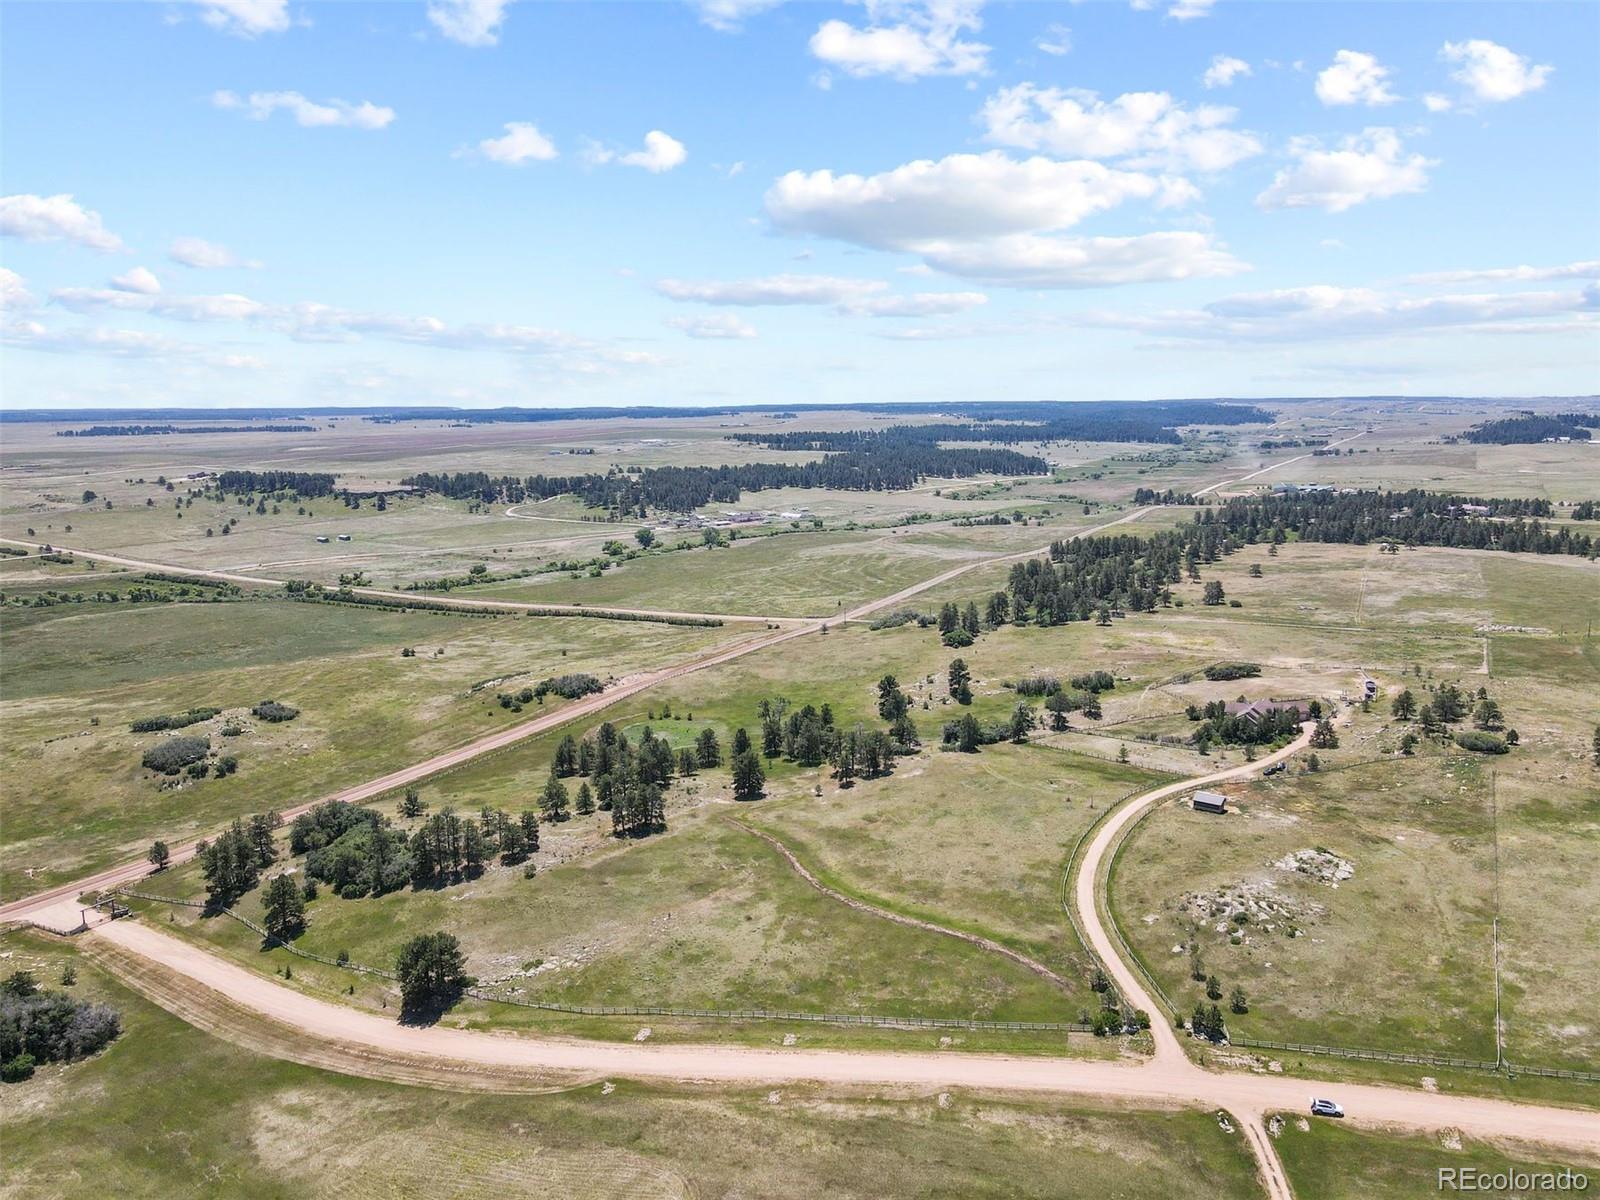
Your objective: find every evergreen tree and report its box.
[731,726,752,756]
[261,874,306,942]
[575,781,595,815]
[731,749,765,801]
[1390,689,1416,720]
[696,727,722,768]
[540,773,570,822]
[553,734,580,777]
[394,932,471,1020]
[948,658,972,705]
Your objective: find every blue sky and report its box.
[2,0,1596,409]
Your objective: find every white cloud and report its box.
[1035,23,1070,56]
[1167,0,1214,20]
[1422,93,1453,113]
[809,0,989,81]
[767,152,1173,247]
[667,314,759,339]
[0,268,34,311]
[2,320,196,359]
[212,89,395,130]
[1203,55,1250,89]
[471,121,558,165]
[168,236,261,269]
[838,290,988,317]
[1074,283,1596,343]
[691,0,786,32]
[1404,260,1600,286]
[980,84,1262,172]
[0,193,125,252]
[427,0,510,46]
[1441,39,1552,103]
[193,0,290,37]
[911,231,1246,288]
[53,286,268,323]
[110,267,162,295]
[1315,50,1399,106]
[656,274,887,306]
[766,150,1242,287]
[35,282,662,374]
[1256,128,1433,213]
[586,130,687,172]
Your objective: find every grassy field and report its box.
[1272,1109,1600,1199]
[1114,756,1502,1059]
[0,595,744,899]
[0,930,1264,1200]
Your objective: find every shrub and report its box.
[533,674,605,701]
[251,700,299,723]
[1203,662,1261,681]
[1068,670,1116,693]
[1013,674,1061,697]
[130,707,221,733]
[1454,730,1509,754]
[140,735,210,775]
[0,979,120,1075]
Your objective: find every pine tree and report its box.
[575,781,595,815]
[731,727,752,755]
[731,749,765,801]
[696,727,722,769]
[540,773,570,822]
[948,658,972,705]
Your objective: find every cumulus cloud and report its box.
[192,0,290,37]
[809,0,989,80]
[1403,260,1600,286]
[765,151,1242,287]
[0,268,34,311]
[666,314,759,339]
[1074,283,1596,342]
[1167,0,1214,20]
[1441,39,1552,103]
[691,0,786,31]
[212,89,395,130]
[169,236,261,269]
[911,231,1245,288]
[1034,23,1071,56]
[427,0,510,46]
[0,193,125,252]
[767,152,1173,247]
[980,85,1262,172]
[470,121,558,165]
[110,267,162,295]
[1256,128,1433,213]
[586,130,687,172]
[1315,50,1399,106]
[1203,55,1250,89]
[53,286,268,323]
[1422,93,1453,113]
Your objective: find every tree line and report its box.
[401,441,1048,516]
[1458,412,1598,445]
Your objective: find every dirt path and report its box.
[87,918,1600,1163]
[729,819,1076,992]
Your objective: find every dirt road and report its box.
[93,917,1600,1163]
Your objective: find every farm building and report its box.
[1192,790,1228,814]
[1224,698,1308,726]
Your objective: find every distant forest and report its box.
[215,471,339,498]
[404,441,1048,513]
[728,402,1274,450]
[56,424,316,437]
[1458,413,1598,444]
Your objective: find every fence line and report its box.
[112,888,1090,1033]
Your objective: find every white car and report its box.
[1310,1098,1345,1118]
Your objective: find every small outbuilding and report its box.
[1192,790,1228,814]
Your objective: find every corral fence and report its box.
[113,888,1091,1033]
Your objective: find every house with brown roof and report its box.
[1223,697,1309,727]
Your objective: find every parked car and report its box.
[1310,1098,1345,1118]
[1263,762,1287,776]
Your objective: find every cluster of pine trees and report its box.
[196,811,283,906]
[545,723,671,837]
[214,470,338,497]
[1459,412,1597,444]
[401,440,1048,516]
